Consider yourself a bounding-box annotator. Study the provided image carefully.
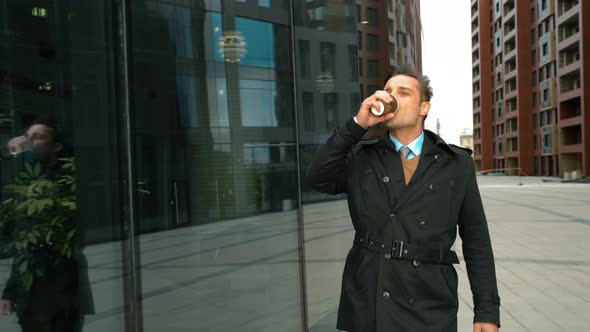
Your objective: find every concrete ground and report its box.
[0,176,588,331]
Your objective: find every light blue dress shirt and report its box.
[389,132,424,160]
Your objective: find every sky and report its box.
[420,0,473,145]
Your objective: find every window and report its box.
[531,28,536,43]
[302,92,315,131]
[367,7,378,26]
[320,42,336,77]
[541,0,547,11]
[533,92,538,107]
[349,45,358,80]
[356,5,361,22]
[324,93,338,128]
[367,34,379,52]
[542,43,548,56]
[533,113,538,128]
[532,71,537,85]
[357,31,362,49]
[359,57,363,76]
[397,32,407,47]
[299,40,310,79]
[367,59,379,78]
[532,49,537,65]
[543,88,549,103]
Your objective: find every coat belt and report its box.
[353,233,459,265]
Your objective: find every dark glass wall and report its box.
[0,1,127,331]
[292,1,360,330]
[128,0,303,331]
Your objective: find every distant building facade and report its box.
[471,0,590,177]
[357,0,422,98]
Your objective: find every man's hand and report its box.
[355,90,396,128]
[473,322,499,332]
[0,300,13,315]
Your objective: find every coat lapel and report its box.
[393,132,451,211]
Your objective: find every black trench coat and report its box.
[307,119,500,332]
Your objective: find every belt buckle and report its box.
[391,240,404,259]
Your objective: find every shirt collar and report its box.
[389,131,425,156]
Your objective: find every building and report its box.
[0,1,422,331]
[357,0,422,98]
[471,0,590,177]
[460,128,474,152]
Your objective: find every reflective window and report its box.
[129,1,302,331]
[0,1,127,332]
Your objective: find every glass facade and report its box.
[0,0,359,331]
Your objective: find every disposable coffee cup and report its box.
[7,136,32,156]
[371,94,399,116]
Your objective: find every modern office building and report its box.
[0,1,421,331]
[471,0,589,177]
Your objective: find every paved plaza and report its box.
[0,176,589,331]
[306,176,590,332]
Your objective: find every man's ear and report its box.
[419,101,431,117]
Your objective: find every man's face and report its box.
[25,124,61,163]
[381,74,430,131]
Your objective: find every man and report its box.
[0,117,93,332]
[307,67,500,332]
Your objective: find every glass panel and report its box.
[292,0,359,330]
[0,1,126,331]
[128,1,303,331]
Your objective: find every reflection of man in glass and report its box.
[0,117,93,332]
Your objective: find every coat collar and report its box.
[369,129,456,158]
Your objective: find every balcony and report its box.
[503,15,516,37]
[557,0,580,18]
[505,96,517,113]
[503,0,515,18]
[559,41,580,70]
[504,77,517,95]
[559,69,581,94]
[558,13,580,43]
[559,96,581,121]
[560,124,582,148]
[505,137,518,153]
[472,66,481,79]
[504,57,517,79]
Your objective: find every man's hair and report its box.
[27,115,64,144]
[383,66,433,103]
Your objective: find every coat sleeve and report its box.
[306,118,367,195]
[1,263,17,302]
[457,158,501,327]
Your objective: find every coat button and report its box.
[419,221,427,229]
[429,183,435,190]
[413,260,421,267]
[389,213,396,222]
[382,291,390,299]
[382,176,390,183]
[409,298,415,306]
[434,154,441,161]
[384,253,391,259]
